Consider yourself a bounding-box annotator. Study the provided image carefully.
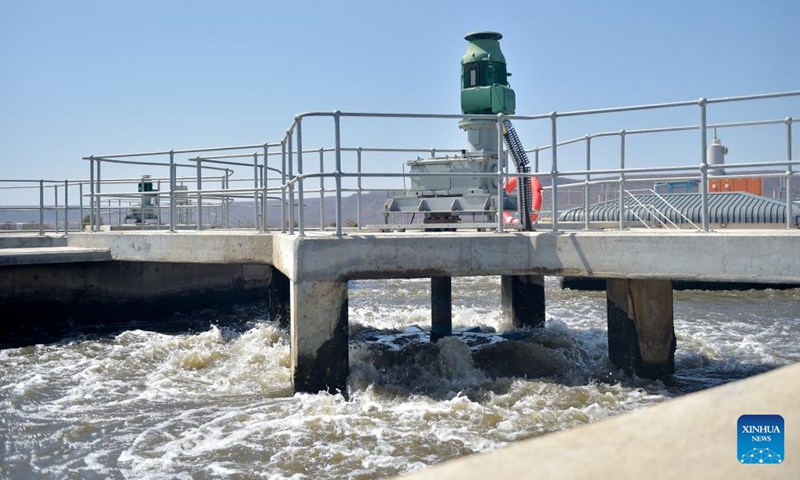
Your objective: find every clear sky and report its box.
[1,0,798,204]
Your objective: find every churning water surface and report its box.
[1,277,799,479]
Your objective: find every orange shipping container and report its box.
[708,177,762,196]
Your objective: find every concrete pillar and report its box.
[290,280,349,396]
[501,275,546,328]
[431,276,452,342]
[268,266,290,328]
[606,278,676,378]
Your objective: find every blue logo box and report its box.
[738,414,784,465]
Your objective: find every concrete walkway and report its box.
[398,362,800,480]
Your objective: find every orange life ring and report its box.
[502,176,542,224]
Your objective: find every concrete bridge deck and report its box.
[67,229,800,284]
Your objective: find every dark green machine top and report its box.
[461,31,515,115]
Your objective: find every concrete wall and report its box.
[0,261,270,347]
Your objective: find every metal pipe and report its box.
[196,158,203,231]
[496,113,505,233]
[319,148,325,230]
[79,182,84,231]
[281,140,287,233]
[297,118,305,236]
[534,149,539,173]
[169,150,176,232]
[268,143,270,233]
[699,99,709,232]
[787,117,795,229]
[356,147,362,231]
[64,180,69,234]
[550,112,559,232]
[619,130,626,230]
[224,170,231,229]
[584,136,591,230]
[287,131,295,235]
[253,152,260,231]
[38,179,44,236]
[334,111,343,237]
[54,185,59,233]
[89,158,94,231]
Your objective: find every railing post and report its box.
[534,148,539,173]
[268,143,269,233]
[38,179,44,236]
[619,130,626,230]
[356,147,362,231]
[280,141,287,233]
[550,112,559,232]
[169,150,176,232]
[297,117,305,236]
[88,158,95,231]
[699,98,710,232]
[584,135,591,230]
[496,113,505,233]
[287,130,295,235]
[224,170,231,229]
[196,157,203,231]
[79,182,84,231]
[54,184,59,233]
[96,159,101,231]
[64,180,69,235]
[334,111,343,237]
[253,151,260,231]
[787,117,795,229]
[319,148,325,230]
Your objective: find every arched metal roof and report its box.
[559,192,800,225]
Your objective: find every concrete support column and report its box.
[291,280,349,396]
[501,275,546,328]
[606,278,675,378]
[268,266,290,328]
[431,277,452,342]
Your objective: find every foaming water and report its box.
[1,277,798,478]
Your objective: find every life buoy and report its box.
[502,176,543,224]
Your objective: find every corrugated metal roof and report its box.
[559,192,800,225]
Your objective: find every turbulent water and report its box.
[1,277,799,479]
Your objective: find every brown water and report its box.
[1,277,798,479]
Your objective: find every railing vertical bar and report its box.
[281,141,287,233]
[356,147,362,230]
[496,113,505,233]
[79,182,84,231]
[169,150,176,232]
[787,117,794,229]
[619,130,626,230]
[297,118,305,236]
[699,99,710,232]
[287,132,295,235]
[319,148,325,230]
[196,158,203,231]
[253,152,260,231]
[334,111,343,237]
[96,160,101,231]
[64,180,69,235]
[550,112,558,232]
[38,179,44,236]
[268,143,269,233]
[54,184,59,233]
[584,136,591,230]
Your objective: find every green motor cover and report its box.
[461,31,515,115]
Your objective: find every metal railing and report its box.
[2,91,797,237]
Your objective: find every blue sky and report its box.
[1,0,798,204]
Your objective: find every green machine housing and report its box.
[460,31,515,115]
[381,31,519,227]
